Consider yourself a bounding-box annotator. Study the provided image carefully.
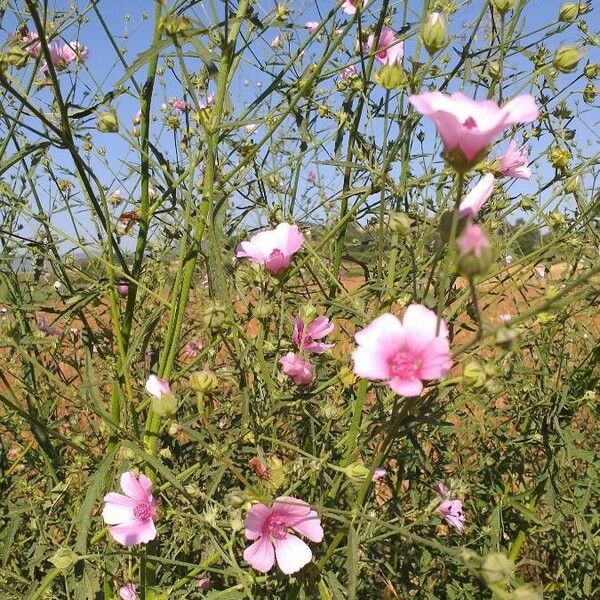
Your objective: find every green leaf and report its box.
[0,142,51,177]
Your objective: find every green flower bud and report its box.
[444,146,490,175]
[162,15,191,37]
[421,12,448,55]
[276,3,291,21]
[495,326,520,350]
[438,210,468,243]
[482,553,514,585]
[201,301,227,331]
[96,109,119,133]
[520,196,535,210]
[151,392,177,418]
[513,586,543,600]
[584,62,599,79]
[190,369,218,394]
[490,0,518,14]
[548,146,571,169]
[338,366,357,387]
[553,45,581,73]
[224,489,247,508]
[488,60,501,80]
[578,2,591,14]
[463,361,487,388]
[49,548,79,572]
[548,210,566,230]
[457,248,492,277]
[583,82,597,104]
[374,64,407,90]
[5,44,29,68]
[388,211,412,236]
[299,303,318,323]
[559,3,579,22]
[343,461,371,484]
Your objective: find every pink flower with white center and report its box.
[409,91,538,162]
[499,140,531,180]
[170,98,188,112]
[436,484,465,532]
[457,223,490,259]
[293,316,334,354]
[352,305,452,397]
[280,352,315,386]
[340,64,358,80]
[372,468,387,482]
[243,496,324,574]
[235,223,304,274]
[145,374,170,398]
[119,583,138,600]
[102,472,158,546]
[305,22,319,32]
[365,27,404,65]
[341,0,367,15]
[458,173,495,218]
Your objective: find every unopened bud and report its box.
[553,45,581,73]
[162,15,191,36]
[438,210,468,243]
[558,3,579,22]
[482,553,514,585]
[276,3,291,21]
[201,301,227,331]
[374,64,407,90]
[583,82,597,104]
[548,146,571,169]
[190,369,218,394]
[344,462,371,484]
[96,108,119,133]
[490,0,518,14]
[151,392,177,418]
[388,211,411,236]
[421,12,448,54]
[463,361,486,388]
[584,62,599,79]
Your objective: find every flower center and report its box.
[133,502,155,521]
[388,351,421,379]
[463,116,478,130]
[267,516,288,540]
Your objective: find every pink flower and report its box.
[145,374,170,398]
[116,279,129,297]
[170,98,188,112]
[534,265,546,279]
[372,468,387,482]
[458,173,495,218]
[340,64,358,80]
[198,94,215,110]
[499,140,531,180]
[102,472,158,546]
[365,27,404,65]
[60,41,88,63]
[22,32,41,57]
[408,91,538,161]
[341,0,367,15]
[457,223,490,259]
[499,313,512,323]
[280,352,315,386]
[437,499,465,532]
[293,316,334,354]
[182,339,204,360]
[197,577,210,590]
[236,223,304,274]
[119,583,138,600]
[307,170,317,183]
[243,496,323,574]
[37,315,61,336]
[305,22,319,32]
[352,304,452,397]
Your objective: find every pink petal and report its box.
[354,313,403,349]
[459,173,495,218]
[273,534,313,574]
[288,509,324,543]
[109,518,156,546]
[245,503,271,541]
[401,304,447,339]
[243,536,275,573]
[388,377,423,397]
[120,472,149,501]
[502,94,539,125]
[304,341,334,354]
[416,337,452,379]
[307,316,334,339]
[279,223,304,255]
[351,346,390,380]
[102,494,136,525]
[273,496,311,520]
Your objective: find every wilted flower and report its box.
[236,223,304,274]
[37,315,61,336]
[341,0,367,14]
[364,27,404,66]
[352,305,452,397]
[243,496,323,574]
[181,338,204,360]
[458,173,495,218]
[409,92,538,169]
[436,483,465,532]
[293,315,334,354]
[145,374,170,398]
[102,472,158,546]
[498,140,531,179]
[119,583,138,600]
[280,352,315,386]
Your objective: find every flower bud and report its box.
[463,361,486,388]
[548,146,571,169]
[96,109,119,133]
[338,366,357,387]
[344,462,371,484]
[490,0,518,14]
[559,3,579,22]
[224,489,247,508]
[457,223,492,277]
[5,44,29,68]
[201,301,227,331]
[482,553,514,585]
[548,210,566,230]
[495,326,520,350]
[190,369,218,394]
[162,15,191,36]
[374,64,407,90]
[151,392,177,418]
[583,82,597,104]
[299,303,318,323]
[276,3,291,21]
[578,2,591,14]
[388,211,411,236]
[421,12,448,54]
[488,60,501,80]
[520,196,535,210]
[564,175,581,194]
[584,62,599,79]
[553,45,581,73]
[438,210,468,244]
